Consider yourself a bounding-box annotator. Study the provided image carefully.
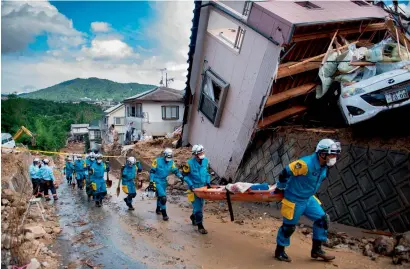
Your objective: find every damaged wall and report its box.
[186,6,281,179]
[235,129,410,233]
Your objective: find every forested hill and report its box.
[1,96,103,151]
[21,77,156,102]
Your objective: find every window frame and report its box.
[294,1,322,10]
[161,106,180,120]
[198,69,229,128]
[351,0,370,7]
[114,117,125,125]
[127,103,143,118]
[207,10,246,53]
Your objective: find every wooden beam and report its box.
[258,106,307,128]
[289,41,357,69]
[265,83,317,108]
[321,30,339,66]
[292,23,386,43]
[277,61,321,79]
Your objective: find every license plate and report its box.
[385,89,409,104]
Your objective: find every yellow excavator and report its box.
[13,126,36,146]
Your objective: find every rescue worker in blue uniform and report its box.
[150,148,184,221]
[40,158,58,201]
[64,156,75,185]
[85,152,96,201]
[182,145,211,234]
[122,156,142,210]
[74,154,86,189]
[274,139,341,262]
[89,154,109,207]
[29,158,42,196]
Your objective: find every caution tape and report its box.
[0,146,123,158]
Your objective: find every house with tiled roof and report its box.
[123,86,184,139]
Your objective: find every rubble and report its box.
[27,258,41,269]
[23,226,47,239]
[374,236,395,256]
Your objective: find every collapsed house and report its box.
[182,1,410,233]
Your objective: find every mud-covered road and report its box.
[48,170,401,269]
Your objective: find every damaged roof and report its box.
[253,1,387,25]
[124,86,184,102]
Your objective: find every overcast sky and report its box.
[1,1,194,93]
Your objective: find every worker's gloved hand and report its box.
[274,188,284,194]
[206,183,212,189]
[178,175,184,182]
[189,186,194,192]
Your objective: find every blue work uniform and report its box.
[122,161,142,206]
[40,165,57,199]
[276,153,329,247]
[64,161,75,183]
[85,159,96,197]
[182,157,211,224]
[90,161,109,204]
[74,159,86,189]
[150,157,182,211]
[29,164,41,195]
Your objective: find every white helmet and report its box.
[33,158,40,163]
[315,139,341,155]
[89,152,96,159]
[164,148,173,159]
[67,156,73,161]
[43,159,50,164]
[77,154,82,159]
[127,156,136,165]
[192,144,204,155]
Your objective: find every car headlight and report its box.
[341,88,365,98]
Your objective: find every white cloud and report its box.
[1,1,85,53]
[1,1,194,93]
[91,22,112,33]
[81,39,138,60]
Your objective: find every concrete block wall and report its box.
[235,129,410,233]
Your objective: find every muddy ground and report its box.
[2,143,407,269]
[49,170,404,269]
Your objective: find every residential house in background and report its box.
[88,119,102,151]
[103,103,126,144]
[182,0,386,179]
[70,124,89,141]
[123,87,184,139]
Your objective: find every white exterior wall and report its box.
[72,127,88,134]
[186,6,281,179]
[106,106,126,135]
[142,102,184,136]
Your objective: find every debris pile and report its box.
[321,229,410,265]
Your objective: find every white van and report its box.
[1,133,16,152]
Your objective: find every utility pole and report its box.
[158,68,174,87]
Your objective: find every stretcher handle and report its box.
[226,189,234,222]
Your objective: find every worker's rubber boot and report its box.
[274,245,292,262]
[95,200,101,207]
[53,196,58,201]
[311,240,335,261]
[45,197,51,201]
[197,223,208,234]
[190,214,197,226]
[155,206,161,215]
[128,205,135,211]
[161,209,169,221]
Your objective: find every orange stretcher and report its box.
[193,185,283,222]
[193,185,283,202]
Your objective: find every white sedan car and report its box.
[338,68,410,125]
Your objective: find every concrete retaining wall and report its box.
[235,129,410,233]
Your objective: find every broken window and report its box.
[207,10,246,52]
[295,1,321,9]
[162,106,179,120]
[198,69,229,127]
